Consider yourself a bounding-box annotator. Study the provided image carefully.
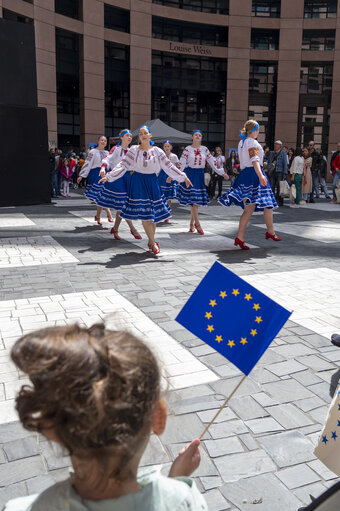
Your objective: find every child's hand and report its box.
[168,439,201,478]
[166,177,172,183]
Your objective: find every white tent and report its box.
[130,119,192,144]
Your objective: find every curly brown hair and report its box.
[11,324,161,475]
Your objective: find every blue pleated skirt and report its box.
[120,172,171,223]
[218,166,278,211]
[177,167,208,206]
[157,170,178,200]
[95,172,131,210]
[84,167,103,200]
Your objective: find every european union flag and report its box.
[176,262,291,375]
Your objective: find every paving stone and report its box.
[300,333,332,348]
[203,489,231,510]
[3,436,40,462]
[307,382,333,404]
[272,344,315,359]
[0,482,27,510]
[0,448,5,464]
[293,482,327,506]
[199,475,223,491]
[229,396,268,421]
[238,433,259,451]
[266,360,307,377]
[265,403,314,429]
[245,417,284,434]
[261,379,314,404]
[252,392,278,407]
[297,355,335,372]
[0,455,46,486]
[214,450,276,483]
[276,464,320,489]
[40,442,71,471]
[168,442,219,477]
[169,395,220,415]
[293,370,323,386]
[220,473,303,510]
[204,437,244,457]
[197,407,237,424]
[140,435,170,466]
[248,367,280,384]
[211,377,261,399]
[0,421,32,442]
[208,420,249,439]
[308,459,339,481]
[161,413,209,444]
[294,396,326,412]
[257,431,316,468]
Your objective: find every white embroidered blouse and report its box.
[101,146,129,171]
[105,145,187,183]
[238,138,264,169]
[178,146,224,175]
[79,149,109,178]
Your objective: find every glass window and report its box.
[105,42,130,137]
[304,0,337,18]
[56,28,80,149]
[152,0,229,14]
[55,0,81,20]
[299,104,330,151]
[104,4,130,33]
[300,62,333,94]
[249,62,277,94]
[152,51,226,149]
[251,29,279,50]
[302,30,335,51]
[2,9,33,24]
[252,0,280,17]
[152,17,228,47]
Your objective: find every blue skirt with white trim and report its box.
[84,167,103,200]
[157,170,178,200]
[95,172,131,210]
[177,167,208,206]
[120,172,171,223]
[218,166,278,211]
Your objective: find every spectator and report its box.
[60,159,74,197]
[319,150,331,199]
[282,145,290,165]
[301,147,313,204]
[210,147,226,198]
[267,140,288,206]
[308,140,321,202]
[226,150,239,185]
[289,148,304,207]
[49,148,57,198]
[330,142,340,203]
[287,148,295,170]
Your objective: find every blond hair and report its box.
[240,119,258,136]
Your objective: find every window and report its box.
[302,30,335,51]
[248,105,270,146]
[152,17,228,46]
[55,0,81,20]
[152,51,226,147]
[298,103,330,152]
[251,29,279,50]
[104,4,130,32]
[56,29,80,149]
[2,9,33,24]
[300,62,333,94]
[105,42,130,137]
[304,0,337,18]
[152,0,229,14]
[249,62,277,94]
[252,0,280,17]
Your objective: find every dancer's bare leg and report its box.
[113,211,122,232]
[263,208,275,235]
[125,218,141,237]
[105,208,113,221]
[96,206,103,219]
[237,203,256,241]
[142,220,156,248]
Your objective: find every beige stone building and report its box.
[0,0,339,156]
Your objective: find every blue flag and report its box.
[176,262,291,375]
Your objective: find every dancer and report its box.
[96,130,142,240]
[177,130,229,235]
[77,135,113,225]
[99,126,192,255]
[158,140,179,221]
[218,119,281,250]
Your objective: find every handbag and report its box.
[267,152,278,177]
[290,184,296,200]
[279,180,290,198]
[204,172,211,187]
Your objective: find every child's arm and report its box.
[168,439,201,478]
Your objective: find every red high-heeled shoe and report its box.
[265,232,282,242]
[189,224,196,233]
[107,216,114,223]
[234,237,250,250]
[130,229,142,240]
[151,242,160,255]
[110,227,121,240]
[195,223,204,235]
[94,216,102,226]
[164,218,170,223]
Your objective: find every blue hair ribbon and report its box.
[117,129,132,146]
[163,140,172,146]
[138,125,155,145]
[192,130,202,136]
[239,123,259,148]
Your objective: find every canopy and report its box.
[130,119,192,144]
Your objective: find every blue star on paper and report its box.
[322,435,328,444]
[331,431,338,440]
[338,420,340,427]
[338,404,340,411]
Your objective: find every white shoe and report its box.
[290,204,299,208]
[299,200,306,205]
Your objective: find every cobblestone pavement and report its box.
[0,190,340,510]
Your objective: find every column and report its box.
[129,0,152,129]
[81,0,105,148]
[33,0,57,145]
[274,0,304,148]
[328,0,340,163]
[225,0,252,151]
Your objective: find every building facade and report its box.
[1,0,339,156]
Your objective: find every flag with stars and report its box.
[176,262,291,375]
[314,388,340,476]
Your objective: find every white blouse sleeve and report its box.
[246,139,261,164]
[79,150,95,178]
[290,157,297,174]
[101,147,118,171]
[157,148,187,182]
[105,148,135,183]
[206,148,225,176]
[178,147,190,172]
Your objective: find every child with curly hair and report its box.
[5,324,206,511]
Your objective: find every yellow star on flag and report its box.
[253,303,260,311]
[205,312,212,319]
[209,299,217,307]
[215,335,223,343]
[219,291,227,298]
[207,325,214,333]
[255,316,263,324]
[228,340,235,348]
[232,289,240,296]
[250,329,257,336]
[245,293,252,301]
[240,337,247,345]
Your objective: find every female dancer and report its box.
[177,130,229,235]
[95,130,141,240]
[218,119,281,250]
[99,126,192,255]
[158,140,179,221]
[77,135,113,225]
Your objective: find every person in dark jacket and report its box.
[308,141,321,201]
[267,140,288,206]
[319,150,331,199]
